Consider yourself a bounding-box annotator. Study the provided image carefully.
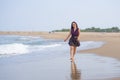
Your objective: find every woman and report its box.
[64,21,80,61]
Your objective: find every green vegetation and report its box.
[81,27,120,32]
[53,28,70,32]
[52,27,120,32]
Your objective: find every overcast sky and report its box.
[0,0,120,31]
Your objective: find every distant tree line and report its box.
[81,27,120,32]
[52,27,120,32]
[52,28,70,32]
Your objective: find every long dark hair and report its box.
[71,21,78,30]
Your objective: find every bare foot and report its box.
[72,58,74,61]
[70,58,74,62]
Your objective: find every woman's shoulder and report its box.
[77,28,80,33]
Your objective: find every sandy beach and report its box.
[0,31,120,80]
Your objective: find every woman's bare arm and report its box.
[77,28,80,41]
[64,30,71,42]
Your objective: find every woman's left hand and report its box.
[77,38,80,42]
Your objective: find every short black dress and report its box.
[68,28,80,47]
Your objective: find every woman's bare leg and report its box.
[72,47,76,61]
[73,47,77,57]
[70,46,74,60]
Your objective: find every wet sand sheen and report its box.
[0,53,120,80]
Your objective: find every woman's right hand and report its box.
[64,39,67,42]
[64,31,71,42]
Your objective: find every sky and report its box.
[0,0,120,31]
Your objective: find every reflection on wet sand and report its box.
[71,61,81,80]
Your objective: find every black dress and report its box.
[68,28,80,47]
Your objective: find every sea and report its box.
[0,35,104,58]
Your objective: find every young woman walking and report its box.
[64,21,80,61]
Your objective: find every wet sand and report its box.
[0,31,120,80]
[0,53,120,80]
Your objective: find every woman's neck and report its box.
[73,27,77,31]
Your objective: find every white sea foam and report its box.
[0,43,29,55]
[0,43,62,56]
[35,44,61,49]
[29,43,62,52]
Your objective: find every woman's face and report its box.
[72,23,77,28]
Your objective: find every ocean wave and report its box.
[0,43,62,56]
[18,36,41,41]
[0,43,29,55]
